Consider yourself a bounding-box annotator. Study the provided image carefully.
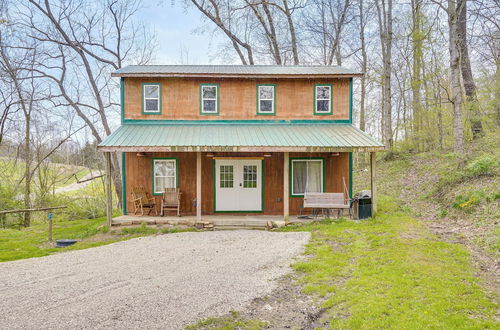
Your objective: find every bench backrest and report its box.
[304,192,347,207]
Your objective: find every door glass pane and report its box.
[243,165,257,188]
[220,165,233,188]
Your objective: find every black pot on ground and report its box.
[55,239,77,248]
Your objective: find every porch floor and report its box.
[112,214,317,229]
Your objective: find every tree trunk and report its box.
[457,0,483,138]
[282,0,299,64]
[411,0,423,151]
[376,0,393,148]
[23,111,32,227]
[359,0,367,131]
[448,0,465,154]
[496,54,500,126]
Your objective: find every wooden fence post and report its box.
[48,213,53,242]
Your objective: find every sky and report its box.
[137,1,230,65]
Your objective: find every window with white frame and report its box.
[315,85,332,114]
[291,159,323,196]
[201,84,218,114]
[257,85,275,114]
[153,159,176,194]
[143,83,161,114]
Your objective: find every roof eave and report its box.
[97,145,384,153]
[111,72,364,79]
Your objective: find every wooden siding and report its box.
[123,77,350,121]
[124,151,350,216]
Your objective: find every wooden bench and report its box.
[303,192,351,218]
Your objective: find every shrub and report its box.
[452,192,484,212]
[465,155,497,177]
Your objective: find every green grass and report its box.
[277,196,498,329]
[186,311,268,330]
[354,132,500,255]
[0,217,197,262]
[0,217,110,262]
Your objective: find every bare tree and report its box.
[469,0,500,125]
[457,0,483,138]
[15,0,156,206]
[375,0,393,148]
[303,0,352,65]
[432,0,465,153]
[189,0,255,64]
[0,74,16,146]
[410,0,424,151]
[0,35,39,226]
[245,0,283,64]
[357,0,368,131]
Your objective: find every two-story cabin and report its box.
[98,65,383,224]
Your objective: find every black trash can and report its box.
[358,197,372,219]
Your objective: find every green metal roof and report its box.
[98,123,384,152]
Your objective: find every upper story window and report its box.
[257,84,275,115]
[142,83,162,114]
[200,84,219,115]
[314,84,332,115]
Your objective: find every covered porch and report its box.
[98,122,384,227]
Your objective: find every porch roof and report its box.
[98,122,384,152]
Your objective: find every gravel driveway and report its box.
[0,230,310,329]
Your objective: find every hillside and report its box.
[354,131,499,292]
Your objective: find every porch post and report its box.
[196,151,202,221]
[105,152,113,227]
[370,152,377,216]
[283,152,289,221]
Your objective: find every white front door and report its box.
[215,159,262,211]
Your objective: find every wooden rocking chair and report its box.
[161,188,182,217]
[131,186,157,216]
